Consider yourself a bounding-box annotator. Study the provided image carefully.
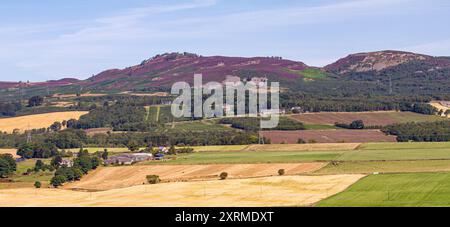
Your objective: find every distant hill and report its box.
[80,52,311,90]
[1,51,450,96]
[0,78,80,89]
[324,50,450,74]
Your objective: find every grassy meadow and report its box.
[316,172,450,207]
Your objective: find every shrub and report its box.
[278,169,285,176]
[297,138,306,144]
[219,172,228,180]
[146,175,160,184]
[34,181,42,188]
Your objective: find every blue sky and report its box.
[1,0,450,82]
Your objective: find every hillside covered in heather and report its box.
[1,50,450,98]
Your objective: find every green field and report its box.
[190,145,250,152]
[359,142,450,150]
[338,147,450,161]
[315,160,450,174]
[316,172,450,207]
[6,159,54,187]
[286,68,328,80]
[143,151,341,165]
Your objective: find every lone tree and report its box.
[297,138,306,144]
[219,172,228,180]
[34,181,42,189]
[278,169,285,176]
[34,160,45,172]
[101,149,109,160]
[146,175,160,184]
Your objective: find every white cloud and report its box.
[402,39,450,57]
[0,0,447,81]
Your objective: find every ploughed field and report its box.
[289,111,443,126]
[0,175,364,207]
[0,111,88,133]
[64,163,326,191]
[260,130,396,144]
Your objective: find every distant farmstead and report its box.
[105,153,153,165]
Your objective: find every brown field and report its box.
[244,143,360,152]
[0,149,18,158]
[84,128,112,136]
[0,111,88,133]
[0,175,364,207]
[290,111,442,126]
[64,163,326,191]
[260,130,397,144]
[50,101,75,107]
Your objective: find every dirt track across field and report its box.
[64,163,326,191]
[0,175,364,207]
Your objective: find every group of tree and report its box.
[17,142,58,159]
[66,103,148,131]
[28,96,44,107]
[0,154,16,178]
[0,101,22,117]
[335,120,365,129]
[50,150,101,187]
[383,120,450,142]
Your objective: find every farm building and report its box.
[105,153,153,165]
[61,159,73,167]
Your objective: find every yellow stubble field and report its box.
[0,111,88,133]
[0,174,364,207]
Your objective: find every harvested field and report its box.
[1,175,364,207]
[64,163,326,191]
[290,111,442,126]
[430,101,450,118]
[260,130,397,144]
[0,149,18,158]
[0,111,88,133]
